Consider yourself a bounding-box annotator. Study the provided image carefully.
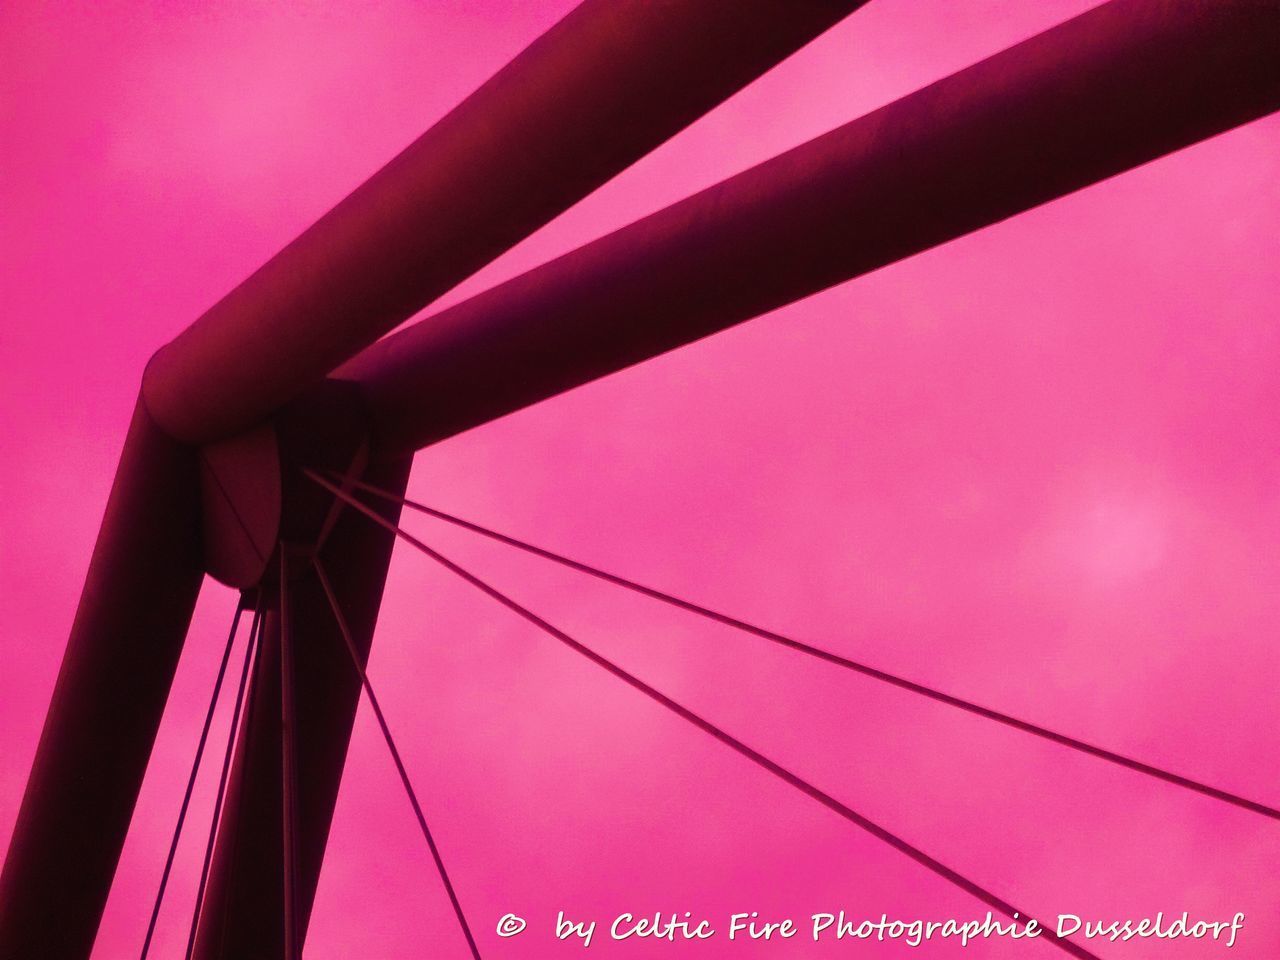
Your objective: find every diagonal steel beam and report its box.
[0,401,204,960]
[340,0,1280,455]
[142,0,871,445]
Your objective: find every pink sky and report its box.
[2,1,1277,957]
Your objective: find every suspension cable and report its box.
[280,549,302,960]
[139,599,246,960]
[306,469,1101,960]
[209,602,266,959]
[312,556,483,960]
[329,471,1279,823]
[184,602,263,960]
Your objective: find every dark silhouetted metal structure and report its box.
[2,1,1277,958]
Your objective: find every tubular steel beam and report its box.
[0,400,204,960]
[190,456,410,960]
[142,0,869,445]
[340,0,1280,454]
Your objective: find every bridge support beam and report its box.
[190,454,410,960]
[142,0,870,445]
[342,0,1280,455]
[0,401,203,960]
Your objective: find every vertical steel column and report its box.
[191,455,411,960]
[0,400,204,960]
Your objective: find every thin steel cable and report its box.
[331,471,1280,823]
[312,556,483,960]
[280,549,302,960]
[305,469,1101,960]
[211,601,266,959]
[139,600,245,960]
[198,451,269,566]
[183,603,263,960]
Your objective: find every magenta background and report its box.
[2,1,1278,957]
